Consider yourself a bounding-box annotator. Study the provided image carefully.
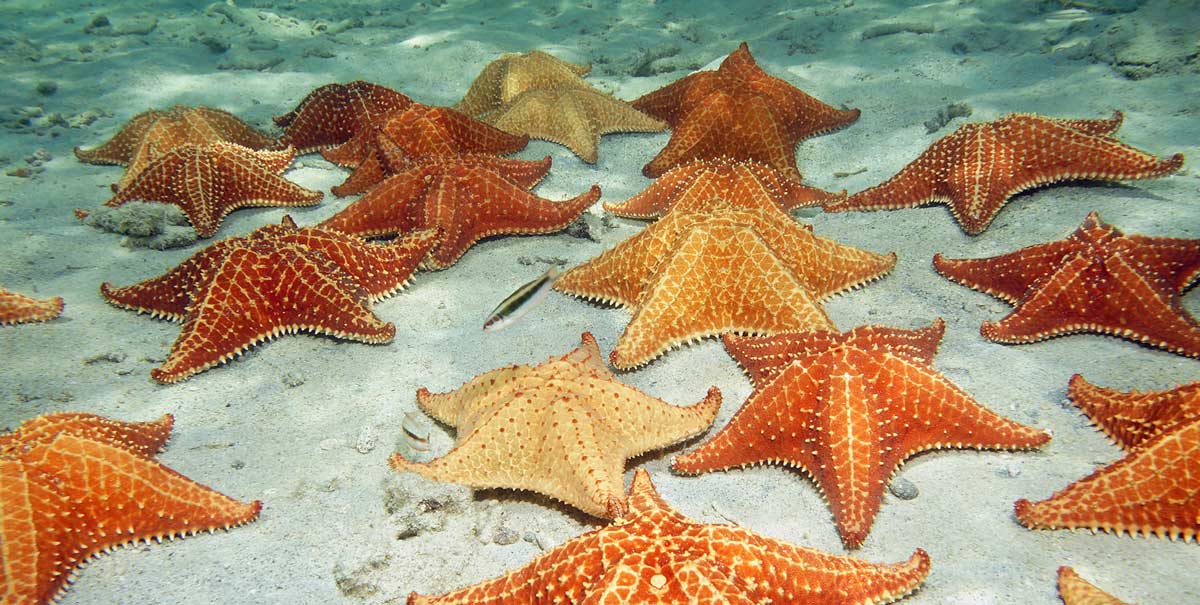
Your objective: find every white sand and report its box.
[2,1,1197,603]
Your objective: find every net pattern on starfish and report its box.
[454,50,592,118]
[632,42,860,180]
[603,157,845,219]
[673,320,1050,549]
[408,469,930,605]
[100,141,322,238]
[74,105,273,166]
[555,199,895,369]
[1015,375,1200,542]
[320,156,599,269]
[100,217,437,383]
[824,112,1184,234]
[934,211,1200,359]
[0,286,63,325]
[390,333,720,518]
[0,412,260,605]
[273,80,414,154]
[1057,566,1132,605]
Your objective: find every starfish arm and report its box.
[22,433,261,558]
[4,413,173,459]
[413,366,531,429]
[1118,232,1200,294]
[932,239,1083,305]
[329,136,395,196]
[151,246,394,383]
[275,81,412,153]
[100,239,242,321]
[554,220,674,308]
[580,378,721,457]
[454,59,508,117]
[190,107,275,150]
[74,108,167,165]
[0,287,64,325]
[824,139,955,215]
[1048,110,1124,137]
[610,224,836,369]
[0,460,94,605]
[981,250,1200,357]
[739,160,847,210]
[1015,420,1200,541]
[750,211,896,299]
[574,88,668,138]
[488,89,602,162]
[1068,374,1200,451]
[319,165,439,238]
[630,70,716,126]
[277,226,437,302]
[558,332,616,380]
[1057,566,1132,605]
[603,161,709,218]
[395,106,529,158]
[499,52,592,104]
[320,125,374,168]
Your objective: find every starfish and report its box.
[1014,374,1200,542]
[320,156,599,270]
[934,211,1200,359]
[101,141,323,238]
[480,86,667,164]
[823,112,1184,234]
[322,103,530,192]
[632,42,860,179]
[389,333,720,518]
[273,80,413,154]
[673,320,1051,548]
[554,200,895,369]
[0,286,63,325]
[603,157,845,219]
[1057,566,1132,605]
[0,412,260,605]
[454,50,592,118]
[74,104,273,166]
[407,469,931,605]
[100,216,437,383]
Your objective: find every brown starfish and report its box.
[273,80,413,154]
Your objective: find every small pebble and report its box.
[493,526,520,546]
[282,372,305,388]
[888,476,919,500]
[354,425,377,454]
[999,462,1023,478]
[35,81,58,96]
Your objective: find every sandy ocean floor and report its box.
[2,1,1198,603]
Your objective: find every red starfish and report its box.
[320,157,599,269]
[408,469,931,605]
[824,112,1184,234]
[101,142,322,237]
[273,80,413,154]
[633,42,859,180]
[1015,375,1200,542]
[934,211,1200,358]
[673,320,1050,548]
[603,157,844,219]
[0,286,63,325]
[0,412,260,605]
[323,103,531,195]
[100,217,437,382]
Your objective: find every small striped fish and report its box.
[483,266,559,332]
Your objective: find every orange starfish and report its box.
[1015,374,1200,541]
[408,469,931,605]
[603,157,844,219]
[823,112,1184,234]
[320,157,599,269]
[101,216,436,383]
[554,200,895,369]
[1058,566,1132,605]
[0,286,63,325]
[74,104,273,166]
[454,50,593,118]
[0,412,260,605]
[390,333,720,518]
[934,211,1200,359]
[673,320,1051,548]
[273,80,413,154]
[322,103,530,192]
[101,141,322,238]
[633,42,860,180]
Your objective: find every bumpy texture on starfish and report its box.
[0,412,260,605]
[74,105,273,166]
[1014,374,1200,542]
[454,50,592,118]
[408,469,930,605]
[934,211,1200,359]
[674,320,1051,548]
[320,157,599,269]
[322,102,530,191]
[824,112,1184,234]
[603,157,844,219]
[273,80,414,154]
[633,42,860,180]
[555,199,895,369]
[0,287,63,325]
[1057,566,1132,605]
[101,216,436,383]
[390,333,720,518]
[101,141,322,238]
